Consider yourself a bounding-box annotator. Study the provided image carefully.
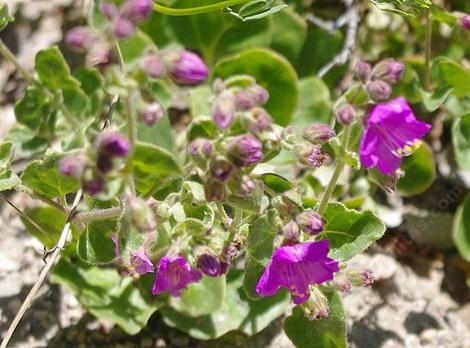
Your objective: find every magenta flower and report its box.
[98,133,130,157]
[152,255,202,297]
[113,16,135,40]
[169,51,208,85]
[130,251,155,274]
[461,15,470,31]
[65,26,96,51]
[229,135,264,167]
[359,97,431,175]
[256,240,339,304]
[213,91,236,129]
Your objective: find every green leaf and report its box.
[436,59,470,98]
[452,112,470,171]
[0,142,15,172]
[293,76,332,129]
[0,4,14,31]
[190,86,212,117]
[418,87,453,112]
[0,171,21,192]
[170,276,226,317]
[243,210,277,298]
[226,183,268,214]
[397,143,436,197]
[117,30,154,70]
[187,117,219,142]
[136,116,175,152]
[321,202,386,261]
[62,85,90,118]
[214,48,298,126]
[14,87,51,129]
[132,142,182,196]
[161,270,289,340]
[77,219,119,265]
[284,290,347,348]
[6,127,48,159]
[21,206,67,248]
[51,259,159,335]
[261,173,293,193]
[35,47,77,90]
[21,151,80,199]
[453,195,470,263]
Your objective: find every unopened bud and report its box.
[212,78,226,94]
[141,102,164,126]
[294,142,327,168]
[302,123,335,144]
[372,59,404,85]
[213,91,235,129]
[130,250,155,274]
[227,172,257,197]
[302,287,329,321]
[367,80,392,101]
[86,45,112,68]
[282,220,300,245]
[100,2,119,20]
[121,0,153,24]
[126,196,156,233]
[83,176,105,196]
[113,16,135,40]
[141,54,165,79]
[196,248,225,277]
[333,276,352,293]
[210,157,234,182]
[245,107,273,134]
[59,154,87,177]
[228,135,264,167]
[98,133,130,157]
[65,26,96,51]
[335,104,355,125]
[347,268,374,287]
[204,178,226,202]
[188,138,213,159]
[166,50,208,85]
[234,83,269,110]
[296,210,325,235]
[355,60,372,82]
[461,15,470,31]
[96,154,114,174]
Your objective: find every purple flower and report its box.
[246,107,273,134]
[213,91,236,129]
[359,97,432,175]
[121,0,153,24]
[256,240,339,304]
[96,154,114,174]
[296,211,325,235]
[86,45,112,68]
[229,135,264,167]
[197,252,225,277]
[461,15,470,31]
[372,59,405,85]
[98,133,130,157]
[152,255,202,297]
[302,123,335,144]
[130,251,155,274]
[65,26,96,51]
[113,16,135,40]
[168,51,208,85]
[59,154,87,177]
[100,2,119,20]
[141,102,164,126]
[234,84,269,110]
[141,54,165,78]
[188,138,213,158]
[83,177,105,196]
[295,143,327,168]
[336,104,355,125]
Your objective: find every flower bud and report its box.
[141,54,165,78]
[86,45,112,68]
[126,196,156,233]
[59,154,87,177]
[100,2,119,20]
[204,178,226,202]
[65,26,96,51]
[367,80,392,101]
[244,107,273,134]
[296,211,325,235]
[227,172,257,197]
[333,276,352,293]
[372,59,404,85]
[141,102,164,126]
[302,287,329,321]
[461,15,470,31]
[210,157,234,182]
[121,0,153,24]
[228,135,264,167]
[83,176,105,196]
[196,248,225,277]
[347,268,374,287]
[212,78,226,94]
[188,138,213,159]
[96,154,114,174]
[355,60,372,82]
[234,84,269,110]
[130,250,155,274]
[294,142,327,168]
[221,238,243,262]
[113,16,135,40]
[167,51,208,85]
[282,220,300,245]
[335,104,355,125]
[98,133,130,157]
[302,123,335,144]
[212,91,235,129]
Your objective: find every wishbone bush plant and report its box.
[1,0,470,347]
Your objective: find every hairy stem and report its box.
[317,125,351,215]
[73,206,122,224]
[153,0,250,16]
[424,9,432,92]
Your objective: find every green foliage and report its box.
[453,195,470,263]
[284,290,347,348]
[0,142,20,191]
[161,270,289,339]
[51,259,160,335]
[321,202,386,261]
[21,207,68,249]
[0,4,14,31]
[214,48,298,126]
[397,143,436,197]
[453,112,470,171]
[14,87,51,129]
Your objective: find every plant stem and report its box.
[317,125,351,215]
[125,89,137,195]
[223,209,243,248]
[153,0,250,16]
[73,206,122,224]
[424,9,432,92]
[16,184,68,213]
